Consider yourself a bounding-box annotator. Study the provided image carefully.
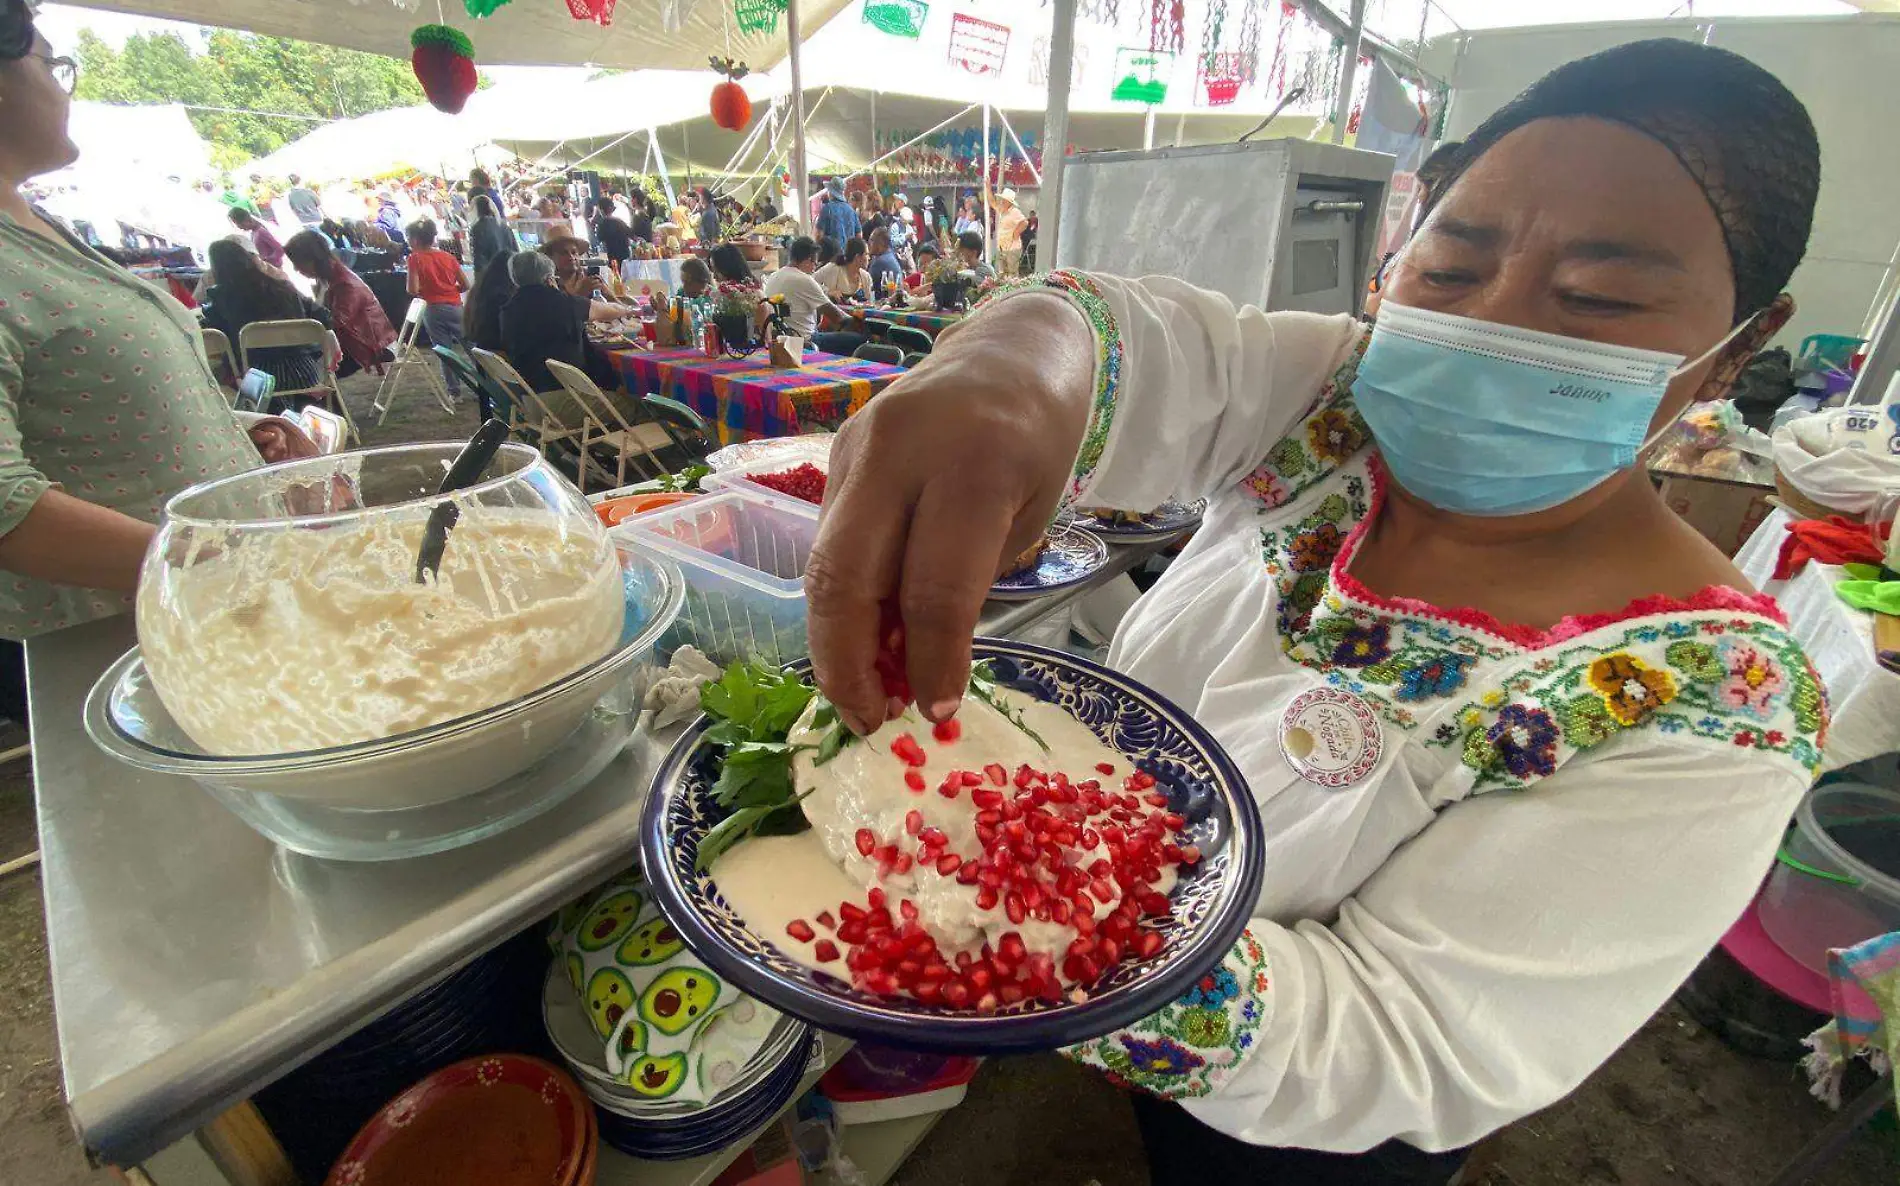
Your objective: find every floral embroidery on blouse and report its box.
[976,271,1123,505]
[1065,929,1270,1100]
[1258,472,1369,637]
[1238,332,1370,510]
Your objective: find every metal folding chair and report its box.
[545,359,671,493]
[468,347,586,461]
[433,346,514,432]
[371,297,456,425]
[853,342,905,366]
[640,395,715,465]
[236,319,359,443]
[200,327,239,396]
[887,326,934,356]
[860,316,894,342]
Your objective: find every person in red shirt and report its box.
[228,206,284,268]
[404,218,469,401]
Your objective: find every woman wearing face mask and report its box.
[806,41,1826,1184]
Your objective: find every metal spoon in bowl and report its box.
[414,418,511,585]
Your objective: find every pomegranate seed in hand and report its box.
[932,718,962,743]
[786,919,815,943]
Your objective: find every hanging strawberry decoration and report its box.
[708,57,754,132]
[410,25,478,114]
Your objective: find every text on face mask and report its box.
[1550,384,1612,402]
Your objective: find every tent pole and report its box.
[982,102,993,267]
[871,89,878,182]
[1041,0,1076,266]
[993,107,1041,185]
[787,0,812,232]
[1173,110,1187,146]
[647,129,677,207]
[1143,109,1156,149]
[1332,0,1367,144]
[684,123,693,192]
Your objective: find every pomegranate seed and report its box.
[1070,906,1093,934]
[865,888,884,912]
[1096,936,1122,965]
[942,980,972,1008]
[904,770,926,792]
[905,809,924,836]
[955,861,981,884]
[854,829,875,856]
[814,939,841,962]
[891,733,928,767]
[786,919,815,943]
[932,718,962,743]
[971,788,1004,810]
[938,777,962,800]
[815,911,836,930]
[936,853,962,875]
[999,983,1026,1005]
[1180,845,1201,865]
[893,853,913,873]
[1138,891,1171,916]
[837,920,867,944]
[968,964,995,991]
[976,886,999,911]
[752,463,828,504]
[1146,793,1171,809]
[1134,930,1164,958]
[1091,877,1116,902]
[1005,893,1027,925]
[984,763,1008,786]
[1095,762,1116,776]
[961,770,985,786]
[1063,954,1100,983]
[1001,799,1023,821]
[1052,898,1073,924]
[914,979,944,1004]
[1160,842,1184,864]
[896,900,919,923]
[1131,771,1156,790]
[919,826,948,847]
[839,900,866,921]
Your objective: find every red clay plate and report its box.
[325,1054,591,1186]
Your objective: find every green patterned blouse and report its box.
[0,211,258,637]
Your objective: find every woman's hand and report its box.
[806,292,1096,735]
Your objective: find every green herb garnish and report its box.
[970,660,1049,752]
[657,463,712,493]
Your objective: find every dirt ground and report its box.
[0,368,1893,1184]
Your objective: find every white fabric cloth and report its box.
[812,262,867,302]
[1735,508,1900,773]
[1772,408,1900,515]
[984,272,1826,1154]
[762,265,834,338]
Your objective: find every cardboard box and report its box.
[1656,473,1776,557]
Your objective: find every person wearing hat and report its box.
[538,223,634,322]
[990,187,1028,278]
[806,40,1829,1182]
[817,178,860,254]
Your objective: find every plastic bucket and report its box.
[1759,781,1900,974]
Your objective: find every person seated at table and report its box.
[678,257,712,300]
[709,242,759,293]
[763,236,864,357]
[539,223,636,321]
[463,255,517,353]
[200,238,333,400]
[500,250,620,395]
[953,229,996,284]
[405,218,470,402]
[282,230,395,379]
[866,227,903,302]
[904,241,940,296]
[467,193,516,274]
[815,236,870,304]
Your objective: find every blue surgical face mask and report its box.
[1352,300,1751,516]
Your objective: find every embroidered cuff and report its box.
[1062,928,1271,1101]
[973,270,1123,507]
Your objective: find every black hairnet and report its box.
[0,0,32,61]
[1426,38,1819,324]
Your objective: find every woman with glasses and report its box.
[0,0,315,651]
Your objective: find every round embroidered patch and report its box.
[1280,687,1383,789]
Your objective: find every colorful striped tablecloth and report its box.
[848,307,964,339]
[607,346,906,446]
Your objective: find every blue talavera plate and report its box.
[987,523,1111,601]
[1065,499,1208,541]
[637,638,1264,1053]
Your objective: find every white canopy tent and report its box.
[46,100,214,182]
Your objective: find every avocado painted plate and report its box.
[639,638,1265,1054]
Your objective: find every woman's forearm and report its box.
[0,490,156,593]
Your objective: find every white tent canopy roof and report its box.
[48,100,214,182]
[52,0,855,69]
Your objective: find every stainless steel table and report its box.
[34,533,1177,1169]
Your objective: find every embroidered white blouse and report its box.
[985,272,1828,1153]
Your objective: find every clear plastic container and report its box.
[699,452,830,512]
[1759,781,1900,973]
[615,489,818,667]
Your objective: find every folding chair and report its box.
[469,347,587,462]
[853,343,905,366]
[860,316,894,342]
[433,345,515,433]
[887,326,934,356]
[901,352,928,370]
[237,319,360,444]
[200,327,239,395]
[371,298,456,425]
[545,359,671,493]
[640,395,716,466]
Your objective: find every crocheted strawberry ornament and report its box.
[411,24,478,114]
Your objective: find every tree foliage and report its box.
[73,28,425,172]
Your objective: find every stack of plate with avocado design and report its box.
[544,869,815,1159]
